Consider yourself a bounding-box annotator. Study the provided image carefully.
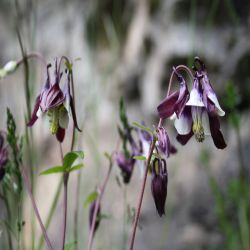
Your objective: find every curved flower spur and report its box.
[27,58,81,142]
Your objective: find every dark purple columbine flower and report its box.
[89,200,101,236]
[174,58,226,149]
[151,158,168,217]
[0,131,8,181]
[115,151,135,184]
[27,60,81,142]
[157,68,190,119]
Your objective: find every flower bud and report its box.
[151,158,168,216]
[115,152,135,184]
[0,61,18,79]
[3,61,17,73]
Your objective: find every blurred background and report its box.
[0,0,250,249]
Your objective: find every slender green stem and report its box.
[36,178,63,250]
[73,171,82,248]
[61,173,69,250]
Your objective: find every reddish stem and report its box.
[21,167,53,250]
[128,65,191,249]
[87,160,113,250]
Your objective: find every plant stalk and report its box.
[21,167,53,250]
[87,160,113,250]
[61,173,69,250]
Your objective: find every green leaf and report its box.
[132,122,153,135]
[63,151,84,169]
[104,152,113,164]
[40,166,65,175]
[64,241,77,250]
[68,164,84,173]
[133,155,146,161]
[84,191,98,207]
[119,98,129,129]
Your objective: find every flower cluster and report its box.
[158,57,226,149]
[27,59,81,142]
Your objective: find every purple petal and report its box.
[115,152,135,184]
[151,159,168,217]
[156,127,170,157]
[170,144,177,154]
[174,106,192,135]
[202,75,225,116]
[40,84,64,112]
[27,95,41,127]
[157,91,179,119]
[186,77,204,107]
[70,96,81,132]
[208,115,226,149]
[56,126,65,143]
[175,80,190,118]
[176,130,194,145]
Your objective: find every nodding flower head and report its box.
[27,59,81,142]
[89,200,101,236]
[151,158,168,217]
[172,58,226,149]
[157,68,190,119]
[0,131,8,181]
[115,151,135,184]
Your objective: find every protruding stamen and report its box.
[191,106,205,142]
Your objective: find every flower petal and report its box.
[59,107,69,129]
[202,110,210,135]
[157,91,179,119]
[56,126,65,143]
[175,82,189,118]
[27,95,41,127]
[174,107,192,135]
[186,86,204,107]
[208,115,227,149]
[202,74,225,116]
[176,130,194,145]
[207,92,225,116]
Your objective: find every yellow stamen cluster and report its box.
[48,107,60,135]
[192,120,205,142]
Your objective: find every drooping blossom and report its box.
[27,59,80,142]
[174,58,226,149]
[0,131,8,181]
[157,68,189,119]
[115,151,135,184]
[151,158,168,217]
